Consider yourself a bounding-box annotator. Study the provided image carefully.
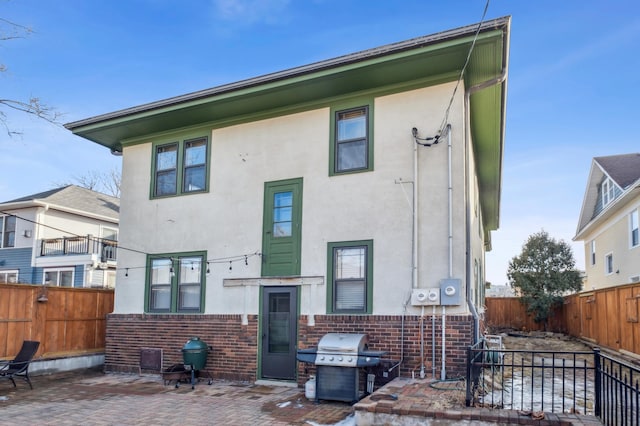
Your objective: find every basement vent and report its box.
[139,348,163,375]
[630,275,640,283]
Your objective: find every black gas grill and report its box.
[297,333,386,402]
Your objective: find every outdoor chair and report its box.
[0,340,40,389]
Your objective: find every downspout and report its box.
[441,124,452,380]
[413,124,427,380]
[413,129,419,291]
[464,69,507,344]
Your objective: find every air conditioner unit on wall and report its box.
[411,288,440,306]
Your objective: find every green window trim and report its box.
[145,251,207,313]
[329,99,374,176]
[326,240,373,314]
[151,135,210,199]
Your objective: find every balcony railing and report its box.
[40,235,117,262]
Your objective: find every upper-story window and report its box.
[0,215,16,248]
[153,137,209,198]
[631,209,639,248]
[601,177,616,208]
[590,240,596,265]
[330,101,373,175]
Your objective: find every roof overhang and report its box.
[66,16,510,234]
[0,201,119,224]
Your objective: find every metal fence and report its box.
[466,341,640,425]
[598,353,640,426]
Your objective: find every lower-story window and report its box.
[0,270,18,284]
[327,240,373,314]
[44,268,74,286]
[146,251,206,313]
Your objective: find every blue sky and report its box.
[2,0,639,287]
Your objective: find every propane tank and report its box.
[305,375,316,400]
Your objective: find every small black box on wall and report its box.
[371,359,399,387]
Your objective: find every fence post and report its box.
[593,347,601,418]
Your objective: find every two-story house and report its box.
[575,153,640,290]
[0,185,119,288]
[66,17,510,383]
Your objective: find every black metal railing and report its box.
[466,341,595,414]
[598,352,639,426]
[466,340,640,425]
[40,235,117,262]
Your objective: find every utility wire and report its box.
[0,209,261,271]
[436,0,490,137]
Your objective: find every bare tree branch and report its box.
[1,16,61,137]
[53,168,122,198]
[0,17,33,41]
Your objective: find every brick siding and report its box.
[106,313,474,384]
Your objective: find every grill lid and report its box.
[317,333,368,353]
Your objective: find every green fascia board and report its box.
[67,17,509,233]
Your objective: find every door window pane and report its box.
[268,293,290,353]
[273,191,293,237]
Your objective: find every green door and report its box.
[262,178,302,277]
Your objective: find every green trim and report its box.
[326,240,373,314]
[144,250,207,313]
[257,286,301,381]
[121,73,457,148]
[261,178,303,277]
[329,98,374,176]
[149,131,210,200]
[257,288,264,378]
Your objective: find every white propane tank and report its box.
[305,375,316,400]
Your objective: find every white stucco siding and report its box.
[582,195,640,290]
[114,82,474,316]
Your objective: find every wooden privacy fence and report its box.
[0,283,114,360]
[485,282,640,357]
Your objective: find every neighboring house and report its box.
[65,17,510,382]
[574,153,640,290]
[485,285,516,298]
[0,185,119,288]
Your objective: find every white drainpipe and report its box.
[441,125,452,380]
